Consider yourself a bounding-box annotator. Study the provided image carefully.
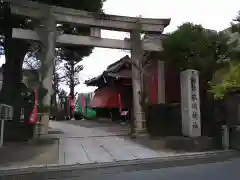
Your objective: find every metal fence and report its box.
[0,104,13,121]
[0,104,13,148]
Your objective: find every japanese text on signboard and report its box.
[190,72,199,129]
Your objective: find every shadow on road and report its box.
[0,138,59,167]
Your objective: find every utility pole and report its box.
[130,18,146,136]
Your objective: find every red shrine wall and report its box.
[90,62,181,109]
[145,61,181,105]
[165,67,181,103]
[145,61,158,105]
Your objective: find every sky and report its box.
[1,0,240,93]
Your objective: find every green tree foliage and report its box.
[162,23,230,81]
[210,61,240,99]
[61,61,83,87]
[210,12,240,99]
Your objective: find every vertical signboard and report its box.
[180,69,201,137]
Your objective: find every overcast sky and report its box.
[73,0,240,93]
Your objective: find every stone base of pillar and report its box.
[129,113,147,137]
[132,127,148,138]
[135,128,147,134]
[135,118,146,131]
[34,113,49,137]
[130,130,149,140]
[128,128,148,138]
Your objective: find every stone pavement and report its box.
[49,120,179,165]
[49,119,129,138]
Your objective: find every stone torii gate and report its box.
[5,0,170,135]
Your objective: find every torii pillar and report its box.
[37,9,58,135]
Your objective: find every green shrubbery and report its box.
[210,62,240,99]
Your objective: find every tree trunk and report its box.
[0,3,29,140]
[51,61,58,118]
[69,59,74,118]
[0,37,28,113]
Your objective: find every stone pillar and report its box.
[180,69,201,137]
[157,61,165,104]
[130,20,146,135]
[34,113,49,137]
[35,9,58,134]
[36,9,57,110]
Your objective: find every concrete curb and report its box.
[0,149,239,176]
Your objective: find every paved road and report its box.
[60,158,240,180]
[2,155,239,180]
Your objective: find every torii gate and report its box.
[5,0,170,135]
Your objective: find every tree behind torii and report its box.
[210,11,240,99]
[0,0,105,138]
[162,23,230,82]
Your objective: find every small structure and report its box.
[86,56,133,120]
[85,42,182,121]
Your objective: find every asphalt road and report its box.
[64,158,240,180]
[1,153,240,180]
